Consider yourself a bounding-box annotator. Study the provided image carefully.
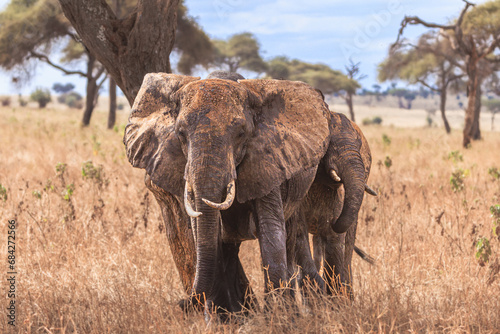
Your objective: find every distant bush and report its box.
[362,116,383,125]
[30,88,51,108]
[52,82,75,94]
[58,91,83,109]
[18,94,27,107]
[0,95,11,106]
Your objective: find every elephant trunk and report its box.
[330,149,366,234]
[188,150,236,307]
[191,186,222,302]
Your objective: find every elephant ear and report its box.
[236,79,331,203]
[123,73,200,197]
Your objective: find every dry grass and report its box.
[0,105,499,333]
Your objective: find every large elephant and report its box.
[295,112,376,297]
[123,73,331,315]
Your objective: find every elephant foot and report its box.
[177,294,205,314]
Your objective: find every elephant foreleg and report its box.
[254,187,288,293]
[323,230,346,295]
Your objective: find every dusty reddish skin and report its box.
[298,112,374,297]
[124,73,330,315]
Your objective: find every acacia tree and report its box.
[0,0,106,123]
[394,0,500,147]
[267,56,360,119]
[342,60,366,122]
[380,31,463,133]
[212,33,267,74]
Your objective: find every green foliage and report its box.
[382,134,391,148]
[266,56,359,95]
[362,116,383,125]
[0,183,7,201]
[58,91,83,109]
[450,168,468,192]
[18,94,27,107]
[462,1,500,42]
[384,156,392,169]
[212,33,267,73]
[426,116,433,127]
[30,87,51,108]
[61,183,74,201]
[32,190,42,199]
[482,98,500,114]
[175,1,214,74]
[491,204,500,237]
[55,162,67,175]
[44,179,54,192]
[475,237,492,265]
[82,161,107,188]
[447,150,463,163]
[52,82,74,93]
[488,167,500,180]
[0,95,11,106]
[0,0,70,70]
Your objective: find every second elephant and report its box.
[293,112,376,296]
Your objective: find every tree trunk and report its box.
[346,93,355,122]
[440,88,451,134]
[58,0,179,105]
[472,83,482,140]
[82,54,99,126]
[108,77,117,129]
[463,55,482,147]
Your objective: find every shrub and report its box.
[52,82,75,94]
[447,151,463,164]
[0,184,7,201]
[58,92,83,109]
[30,87,51,108]
[362,116,383,125]
[382,134,391,148]
[384,156,392,168]
[475,237,491,266]
[450,168,468,192]
[488,167,500,180]
[0,95,11,106]
[18,94,28,107]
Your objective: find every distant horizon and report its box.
[0,0,487,97]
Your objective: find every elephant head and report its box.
[324,113,373,234]
[123,73,330,309]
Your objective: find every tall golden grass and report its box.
[0,106,499,333]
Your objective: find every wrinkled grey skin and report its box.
[124,72,331,318]
[292,113,376,297]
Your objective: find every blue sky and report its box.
[0,0,486,96]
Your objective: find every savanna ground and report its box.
[0,104,499,333]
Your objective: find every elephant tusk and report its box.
[329,169,341,182]
[184,182,202,218]
[202,180,235,210]
[365,184,378,196]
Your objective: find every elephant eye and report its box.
[177,130,187,143]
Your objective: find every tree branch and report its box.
[29,51,87,77]
[392,0,474,53]
[416,79,439,92]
